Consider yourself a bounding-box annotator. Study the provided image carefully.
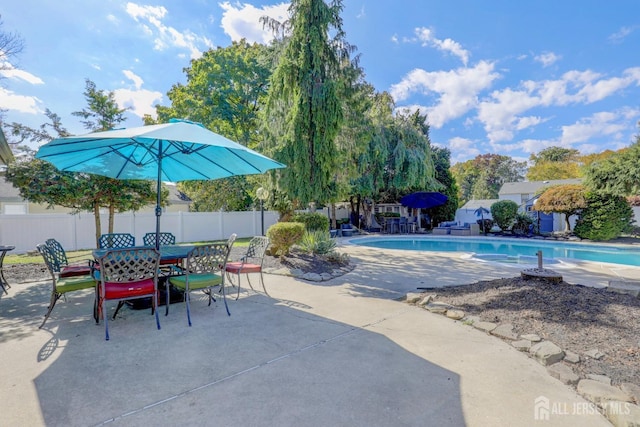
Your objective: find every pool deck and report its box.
[1,236,637,426]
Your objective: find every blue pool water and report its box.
[350,236,640,267]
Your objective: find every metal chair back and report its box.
[45,238,68,268]
[98,233,136,249]
[143,232,176,247]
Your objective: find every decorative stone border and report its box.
[264,264,356,282]
[405,292,640,426]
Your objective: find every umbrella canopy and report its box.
[474,206,490,217]
[35,119,285,248]
[400,192,448,209]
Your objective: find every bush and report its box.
[477,218,494,234]
[291,212,330,232]
[574,193,633,241]
[266,222,305,258]
[298,230,336,255]
[490,200,519,231]
[512,213,534,235]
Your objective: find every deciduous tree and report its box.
[534,184,587,231]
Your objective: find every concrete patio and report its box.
[2,241,638,426]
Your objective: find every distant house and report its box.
[0,177,191,214]
[456,179,583,233]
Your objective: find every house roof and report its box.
[459,199,499,210]
[498,179,582,195]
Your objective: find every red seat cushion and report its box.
[60,265,93,278]
[160,258,180,265]
[101,278,155,300]
[225,262,262,274]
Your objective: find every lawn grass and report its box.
[3,237,251,265]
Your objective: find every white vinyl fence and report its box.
[0,210,279,254]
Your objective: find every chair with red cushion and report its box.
[225,236,270,299]
[95,247,161,340]
[45,238,93,278]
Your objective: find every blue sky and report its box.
[1,1,639,165]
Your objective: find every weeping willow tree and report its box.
[262,0,355,206]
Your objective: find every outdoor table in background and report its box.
[0,245,15,294]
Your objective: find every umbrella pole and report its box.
[155,140,162,250]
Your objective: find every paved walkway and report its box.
[2,241,638,426]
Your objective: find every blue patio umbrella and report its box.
[35,119,286,249]
[400,192,448,209]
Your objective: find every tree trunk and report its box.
[93,201,101,248]
[331,203,337,229]
[565,214,571,232]
[108,205,115,234]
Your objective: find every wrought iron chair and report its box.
[36,244,96,329]
[95,247,161,340]
[168,243,231,326]
[98,233,136,249]
[45,238,93,278]
[143,232,176,247]
[224,236,270,299]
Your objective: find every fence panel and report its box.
[0,210,280,254]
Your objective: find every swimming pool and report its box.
[349,236,640,267]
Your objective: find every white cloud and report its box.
[390,60,499,128]
[219,2,289,44]
[560,111,629,145]
[125,2,212,59]
[534,52,561,67]
[113,70,163,119]
[476,67,640,143]
[0,64,44,85]
[391,34,399,44]
[0,87,43,114]
[410,27,470,66]
[609,25,640,43]
[447,137,480,164]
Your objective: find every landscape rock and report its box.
[577,379,633,406]
[303,272,323,282]
[289,268,304,277]
[585,349,606,360]
[445,309,465,320]
[320,272,333,281]
[512,339,531,352]
[405,292,423,303]
[587,374,612,385]
[425,302,453,314]
[419,294,436,306]
[462,315,481,325]
[491,323,519,340]
[564,350,580,364]
[620,383,640,404]
[530,341,565,366]
[601,401,640,427]
[520,333,542,342]
[473,321,497,333]
[547,363,580,385]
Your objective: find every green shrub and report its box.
[298,230,336,255]
[512,213,534,235]
[266,222,305,258]
[323,250,350,265]
[574,193,633,241]
[490,200,519,231]
[477,218,494,234]
[291,212,330,232]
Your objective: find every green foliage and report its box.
[264,0,354,205]
[512,213,534,235]
[178,177,252,212]
[530,147,580,164]
[266,222,305,258]
[429,146,459,226]
[574,193,633,241]
[323,250,350,265]
[527,145,582,181]
[584,137,640,197]
[298,230,336,255]
[451,154,526,206]
[490,200,519,231]
[291,212,330,232]
[477,218,494,234]
[535,184,587,231]
[72,79,128,132]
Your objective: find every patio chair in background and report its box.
[224,236,270,299]
[95,247,161,340]
[143,232,176,247]
[45,238,93,278]
[36,243,96,329]
[168,243,231,326]
[98,233,136,249]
